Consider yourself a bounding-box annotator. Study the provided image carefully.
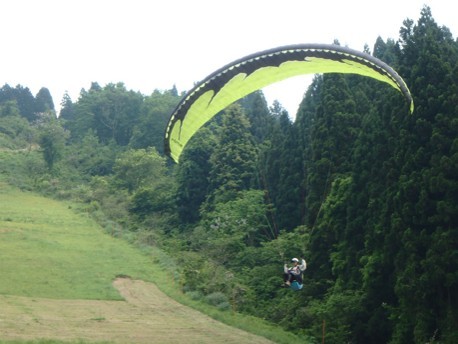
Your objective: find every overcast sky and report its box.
[0,0,456,116]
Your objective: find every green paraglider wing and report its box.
[164,43,414,163]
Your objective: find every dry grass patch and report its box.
[0,277,273,344]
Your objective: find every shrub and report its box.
[205,291,229,307]
[185,290,203,301]
[216,301,231,311]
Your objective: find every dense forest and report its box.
[1,7,456,343]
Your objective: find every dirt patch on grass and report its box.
[0,278,273,343]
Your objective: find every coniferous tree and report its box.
[258,101,292,233]
[239,91,273,143]
[35,87,55,113]
[59,92,75,121]
[206,104,258,206]
[387,7,458,343]
[175,127,216,224]
[262,107,304,232]
[0,84,37,121]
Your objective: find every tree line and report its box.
[1,7,456,343]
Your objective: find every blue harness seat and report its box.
[290,281,303,291]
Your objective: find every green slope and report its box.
[0,182,157,300]
[0,182,306,343]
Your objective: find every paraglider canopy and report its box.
[164,43,414,163]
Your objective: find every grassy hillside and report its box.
[0,182,306,343]
[0,181,158,300]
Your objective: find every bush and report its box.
[205,291,229,307]
[185,290,203,301]
[216,301,231,311]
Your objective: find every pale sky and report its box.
[0,0,456,116]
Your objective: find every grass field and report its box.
[0,182,157,300]
[0,182,305,343]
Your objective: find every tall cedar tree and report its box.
[387,7,458,343]
[175,127,216,224]
[35,87,55,113]
[59,92,75,122]
[0,84,41,122]
[294,70,361,289]
[239,91,273,143]
[206,104,258,207]
[259,105,304,232]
